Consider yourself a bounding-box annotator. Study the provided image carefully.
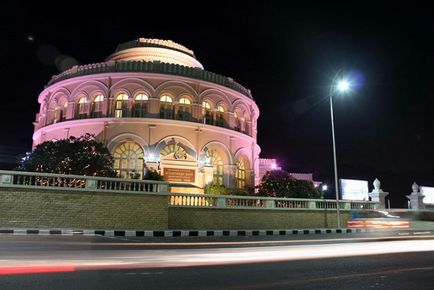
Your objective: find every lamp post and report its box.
[329,70,351,228]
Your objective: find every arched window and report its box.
[244,113,251,135]
[202,101,212,125]
[91,94,104,118]
[206,149,224,185]
[57,100,68,122]
[234,111,241,131]
[113,141,144,179]
[160,143,188,160]
[160,95,173,119]
[75,97,87,119]
[46,102,57,125]
[132,93,148,117]
[235,160,246,189]
[216,105,227,128]
[115,93,129,118]
[177,97,192,121]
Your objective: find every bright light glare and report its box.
[271,163,277,169]
[322,185,328,191]
[337,80,350,92]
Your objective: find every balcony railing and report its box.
[47,60,253,99]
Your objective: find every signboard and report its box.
[340,179,369,201]
[163,168,195,183]
[420,186,434,204]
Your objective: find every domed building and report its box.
[33,38,260,190]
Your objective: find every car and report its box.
[347,210,410,229]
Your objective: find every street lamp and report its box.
[329,70,351,228]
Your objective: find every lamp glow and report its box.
[337,80,350,92]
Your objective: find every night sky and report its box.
[1,1,433,206]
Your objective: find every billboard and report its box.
[419,186,434,204]
[340,179,369,201]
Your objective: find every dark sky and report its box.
[1,1,433,206]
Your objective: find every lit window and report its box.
[115,93,129,118]
[178,97,192,121]
[234,111,241,131]
[160,95,174,119]
[91,94,104,118]
[75,97,87,119]
[133,93,148,117]
[179,97,191,104]
[160,95,173,103]
[235,160,246,189]
[202,101,212,125]
[216,105,227,127]
[160,144,189,160]
[202,101,211,109]
[58,100,68,122]
[206,149,224,185]
[113,141,144,179]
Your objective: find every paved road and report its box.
[1,232,434,289]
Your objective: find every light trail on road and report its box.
[1,238,434,275]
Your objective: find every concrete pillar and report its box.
[203,165,214,186]
[406,182,425,210]
[368,178,389,209]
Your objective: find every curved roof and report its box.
[113,38,196,58]
[106,38,204,69]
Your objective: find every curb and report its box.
[0,228,369,237]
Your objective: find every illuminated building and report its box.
[33,38,260,190]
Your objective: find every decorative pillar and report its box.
[368,178,389,209]
[406,182,425,210]
[203,165,214,186]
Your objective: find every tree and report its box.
[17,133,116,177]
[204,182,229,195]
[143,168,164,181]
[257,170,323,199]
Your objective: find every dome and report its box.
[106,38,204,69]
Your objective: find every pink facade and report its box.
[33,38,261,189]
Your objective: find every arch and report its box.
[198,88,232,110]
[155,135,197,159]
[113,141,145,179]
[200,141,233,165]
[233,147,252,167]
[107,133,147,152]
[154,80,198,101]
[200,141,232,186]
[111,78,155,97]
[70,80,108,101]
[49,88,71,104]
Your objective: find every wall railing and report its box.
[0,170,380,209]
[169,193,380,210]
[0,170,169,194]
